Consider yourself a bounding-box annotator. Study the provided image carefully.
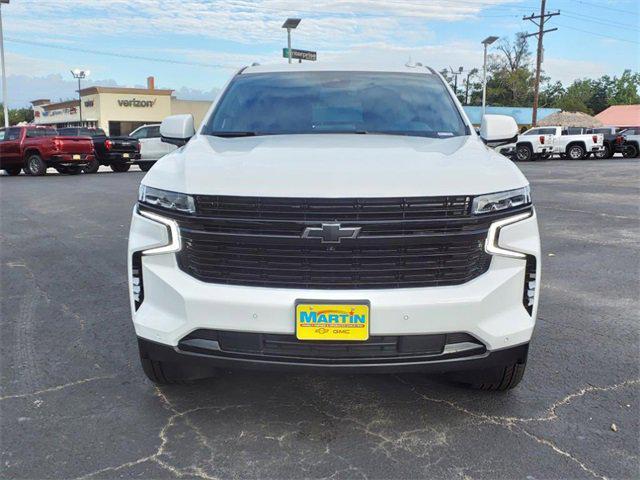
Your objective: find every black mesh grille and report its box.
[195,195,472,221]
[141,196,530,289]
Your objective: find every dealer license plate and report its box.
[72,154,81,160]
[295,301,369,341]
[123,153,130,158]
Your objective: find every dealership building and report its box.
[31,77,212,136]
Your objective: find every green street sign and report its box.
[282,48,317,61]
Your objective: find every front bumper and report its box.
[128,206,541,362]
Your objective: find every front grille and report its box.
[141,196,530,289]
[179,329,484,361]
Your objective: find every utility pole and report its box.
[464,69,477,105]
[524,0,559,126]
[449,66,463,98]
[0,0,9,128]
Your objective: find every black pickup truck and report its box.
[585,127,624,159]
[57,127,140,173]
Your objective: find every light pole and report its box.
[282,18,301,64]
[0,0,10,128]
[70,69,89,126]
[481,36,498,115]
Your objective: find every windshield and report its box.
[204,71,468,138]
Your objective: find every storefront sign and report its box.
[117,98,157,108]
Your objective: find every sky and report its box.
[1,0,639,108]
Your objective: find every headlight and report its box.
[472,186,531,215]
[138,185,195,213]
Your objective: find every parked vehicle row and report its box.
[0,126,95,175]
[0,124,175,176]
[57,127,141,173]
[499,125,639,161]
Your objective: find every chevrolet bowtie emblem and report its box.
[302,223,361,243]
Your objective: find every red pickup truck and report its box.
[0,126,95,176]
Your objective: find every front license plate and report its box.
[72,154,81,160]
[122,153,130,158]
[295,301,369,341]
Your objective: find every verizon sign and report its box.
[118,98,157,108]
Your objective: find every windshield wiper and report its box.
[209,131,258,137]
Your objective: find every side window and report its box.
[7,128,21,141]
[0,130,5,142]
[147,126,161,138]
[130,127,147,139]
[540,128,556,135]
[524,129,539,136]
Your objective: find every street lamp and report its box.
[481,36,498,115]
[0,0,10,128]
[70,68,90,126]
[282,18,301,64]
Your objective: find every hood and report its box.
[143,134,528,197]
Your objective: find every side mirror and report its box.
[480,114,518,145]
[160,114,195,147]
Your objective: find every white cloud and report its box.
[543,58,617,85]
[5,52,68,77]
[5,0,520,45]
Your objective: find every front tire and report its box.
[110,163,131,173]
[3,166,22,176]
[26,154,47,176]
[567,144,586,160]
[470,361,527,391]
[515,145,533,162]
[140,357,190,385]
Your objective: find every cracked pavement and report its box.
[1,159,639,479]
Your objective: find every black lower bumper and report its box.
[49,154,93,166]
[138,336,529,375]
[100,152,141,164]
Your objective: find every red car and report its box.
[0,126,95,176]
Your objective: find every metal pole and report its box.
[0,4,9,128]
[482,44,487,114]
[287,28,292,64]
[78,77,82,125]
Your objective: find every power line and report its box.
[5,37,232,68]
[561,11,639,30]
[564,0,639,15]
[552,22,640,44]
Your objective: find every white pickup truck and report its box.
[500,126,604,161]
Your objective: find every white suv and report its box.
[128,64,540,390]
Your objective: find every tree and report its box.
[539,81,565,108]
[606,70,640,106]
[0,105,34,126]
[485,33,536,107]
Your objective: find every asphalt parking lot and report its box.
[1,159,638,480]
